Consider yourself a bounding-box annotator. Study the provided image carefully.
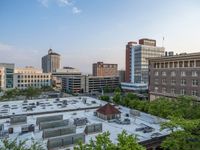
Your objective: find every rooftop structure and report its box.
[96,103,121,120]
[0,97,170,150]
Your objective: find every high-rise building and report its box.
[93,62,118,76]
[125,39,165,84]
[0,63,15,90]
[148,52,200,101]
[13,66,51,89]
[42,49,61,73]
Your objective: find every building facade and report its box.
[52,67,81,90]
[14,67,51,89]
[42,49,61,73]
[149,52,200,101]
[118,70,125,82]
[62,75,119,93]
[0,63,15,90]
[125,39,165,84]
[93,62,118,76]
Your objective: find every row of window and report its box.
[154,71,198,77]
[154,87,198,96]
[155,79,199,86]
[17,80,50,83]
[17,75,50,78]
[153,60,200,68]
[17,84,50,87]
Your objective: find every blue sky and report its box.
[1,0,200,73]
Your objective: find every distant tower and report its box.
[42,49,61,73]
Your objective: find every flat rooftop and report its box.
[0,97,170,149]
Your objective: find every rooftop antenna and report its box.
[162,37,165,47]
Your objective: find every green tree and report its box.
[74,132,116,150]
[74,131,145,150]
[112,92,121,104]
[117,130,145,150]
[161,117,200,150]
[99,95,110,102]
[24,87,41,99]
[0,138,44,150]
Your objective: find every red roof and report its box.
[96,103,121,115]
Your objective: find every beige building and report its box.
[93,62,118,76]
[14,66,51,89]
[42,49,61,73]
[148,52,200,101]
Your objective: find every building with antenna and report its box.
[123,39,164,92]
[42,49,61,73]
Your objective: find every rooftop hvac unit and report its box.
[10,115,27,125]
[39,119,69,130]
[36,115,63,125]
[73,117,88,126]
[47,133,85,150]
[42,125,76,139]
[84,123,102,134]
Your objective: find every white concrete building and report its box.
[13,66,51,89]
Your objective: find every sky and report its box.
[1,0,200,73]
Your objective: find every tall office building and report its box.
[42,49,61,73]
[125,39,165,84]
[93,62,118,76]
[0,63,15,90]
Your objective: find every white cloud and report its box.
[72,7,82,14]
[38,0,82,15]
[57,0,72,7]
[0,43,13,51]
[38,0,49,7]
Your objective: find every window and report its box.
[181,79,186,86]
[174,62,178,68]
[154,71,159,76]
[192,90,198,96]
[170,62,173,68]
[162,79,166,85]
[180,89,186,95]
[171,79,176,85]
[162,71,166,76]
[190,61,194,67]
[154,87,158,92]
[162,87,166,93]
[154,79,159,84]
[161,63,164,68]
[165,62,168,68]
[196,60,200,67]
[179,61,183,67]
[181,71,186,76]
[171,71,176,76]
[192,79,198,86]
[184,61,188,67]
[192,71,198,77]
[171,88,175,94]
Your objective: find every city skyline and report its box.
[1,0,200,73]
